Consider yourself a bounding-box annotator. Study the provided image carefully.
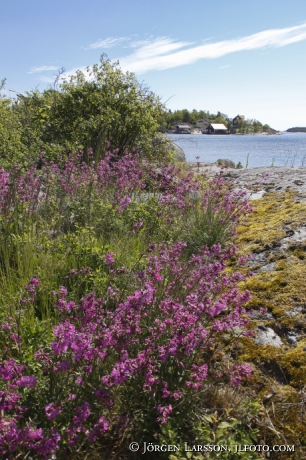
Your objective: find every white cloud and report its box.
[28,65,58,74]
[219,64,230,69]
[85,36,130,50]
[118,23,306,74]
[41,23,306,84]
[126,37,192,58]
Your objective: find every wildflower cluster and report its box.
[0,241,253,457]
[0,148,255,458]
[20,277,40,306]
[0,149,252,255]
[0,357,61,458]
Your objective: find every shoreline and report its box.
[168,131,283,136]
[188,163,306,198]
[169,131,306,169]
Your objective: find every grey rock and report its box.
[294,195,306,203]
[286,306,303,317]
[286,305,306,318]
[258,262,276,272]
[251,311,274,321]
[280,226,306,247]
[255,325,283,347]
[211,166,306,197]
[248,252,268,268]
[286,331,299,346]
[248,190,266,200]
[283,227,294,237]
[171,143,186,162]
[215,158,235,168]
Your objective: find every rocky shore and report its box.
[184,156,306,449]
[189,162,306,198]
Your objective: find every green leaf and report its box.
[218,421,233,429]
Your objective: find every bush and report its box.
[2,56,167,167]
[0,98,28,168]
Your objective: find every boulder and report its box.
[286,331,299,346]
[255,325,283,347]
[171,143,186,162]
[216,158,235,168]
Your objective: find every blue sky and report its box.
[1,0,306,130]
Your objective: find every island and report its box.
[160,109,280,134]
[286,127,306,133]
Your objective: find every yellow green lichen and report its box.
[229,190,306,456]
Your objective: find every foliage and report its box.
[167,399,261,459]
[40,56,165,159]
[0,57,167,168]
[160,109,222,130]
[0,98,28,168]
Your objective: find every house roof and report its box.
[209,123,227,130]
[233,115,245,119]
[177,124,191,129]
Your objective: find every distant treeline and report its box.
[158,108,271,133]
[286,127,306,133]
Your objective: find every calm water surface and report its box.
[168,132,306,168]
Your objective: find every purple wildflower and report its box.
[16,376,37,388]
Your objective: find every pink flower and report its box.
[154,273,163,282]
[75,376,83,386]
[30,277,40,287]
[156,404,173,425]
[105,253,116,266]
[134,219,143,228]
[45,402,62,419]
[16,376,37,388]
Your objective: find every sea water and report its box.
[168,132,306,168]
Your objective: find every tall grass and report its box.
[245,153,250,169]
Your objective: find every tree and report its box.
[238,119,248,134]
[214,116,226,124]
[252,120,262,133]
[42,56,165,158]
[182,109,191,124]
[7,56,166,165]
